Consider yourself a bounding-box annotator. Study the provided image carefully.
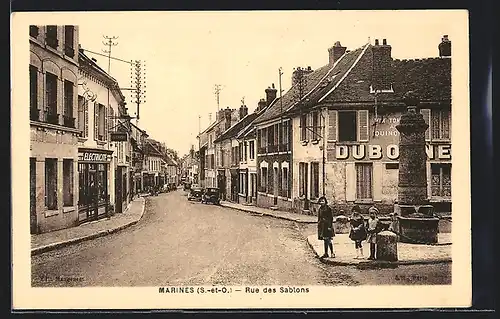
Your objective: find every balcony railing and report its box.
[30,108,40,121]
[46,37,58,49]
[64,46,75,58]
[46,111,59,125]
[268,144,278,153]
[63,115,75,128]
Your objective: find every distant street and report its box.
[32,190,451,287]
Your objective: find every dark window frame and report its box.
[338,110,358,142]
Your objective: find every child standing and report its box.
[317,196,335,258]
[349,205,367,259]
[366,206,381,260]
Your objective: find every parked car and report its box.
[201,187,221,205]
[187,186,203,201]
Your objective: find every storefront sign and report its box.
[111,132,128,142]
[334,144,451,160]
[78,151,112,162]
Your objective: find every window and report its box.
[30,65,38,120]
[268,125,275,152]
[30,25,39,38]
[64,26,75,57]
[311,111,320,140]
[259,127,268,153]
[96,104,106,140]
[300,114,307,141]
[244,142,248,162]
[97,164,108,204]
[260,167,268,192]
[282,120,290,150]
[299,162,308,197]
[338,111,357,142]
[45,72,58,124]
[78,163,89,206]
[77,96,85,135]
[311,162,320,199]
[337,110,369,142]
[356,163,373,200]
[46,25,58,49]
[63,159,74,206]
[249,141,255,159]
[431,164,451,198]
[431,110,451,140]
[63,80,74,127]
[45,158,58,210]
[282,167,289,197]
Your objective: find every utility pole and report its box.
[102,35,118,150]
[214,84,223,112]
[278,67,285,200]
[129,60,147,125]
[198,115,201,134]
[102,35,119,74]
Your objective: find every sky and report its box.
[69,10,466,156]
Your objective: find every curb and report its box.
[306,237,452,268]
[220,202,316,224]
[31,198,146,256]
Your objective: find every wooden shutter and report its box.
[420,109,431,141]
[357,110,369,142]
[345,163,356,201]
[104,105,110,141]
[94,103,99,141]
[84,100,89,138]
[372,162,383,201]
[328,110,338,141]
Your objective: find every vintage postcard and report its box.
[11,10,471,310]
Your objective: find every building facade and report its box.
[286,37,452,215]
[77,50,129,222]
[254,85,294,211]
[29,25,80,234]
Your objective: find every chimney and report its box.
[257,98,267,112]
[265,83,277,106]
[371,38,393,91]
[328,41,347,66]
[239,103,248,119]
[438,35,451,57]
[292,67,314,87]
[224,107,232,130]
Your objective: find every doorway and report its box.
[115,167,123,214]
[273,167,279,206]
[88,169,98,220]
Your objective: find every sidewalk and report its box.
[307,233,452,267]
[220,201,317,224]
[31,197,146,256]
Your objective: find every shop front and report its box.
[78,148,113,223]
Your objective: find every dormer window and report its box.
[29,25,39,38]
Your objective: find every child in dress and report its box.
[349,205,367,259]
[317,196,335,258]
[366,206,381,260]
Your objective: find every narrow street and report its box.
[31,190,451,287]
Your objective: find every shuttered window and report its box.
[420,108,431,141]
[84,100,89,138]
[300,114,307,141]
[328,110,337,141]
[431,109,451,140]
[94,103,99,141]
[338,111,357,142]
[77,95,85,135]
[356,163,373,200]
[357,109,369,142]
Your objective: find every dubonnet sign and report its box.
[330,114,451,161]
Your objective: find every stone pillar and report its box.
[395,91,439,244]
[376,231,398,261]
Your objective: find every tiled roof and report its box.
[317,45,451,105]
[213,112,259,143]
[254,46,367,123]
[286,45,368,114]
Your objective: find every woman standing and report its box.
[366,206,381,260]
[317,196,335,258]
[349,205,367,259]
